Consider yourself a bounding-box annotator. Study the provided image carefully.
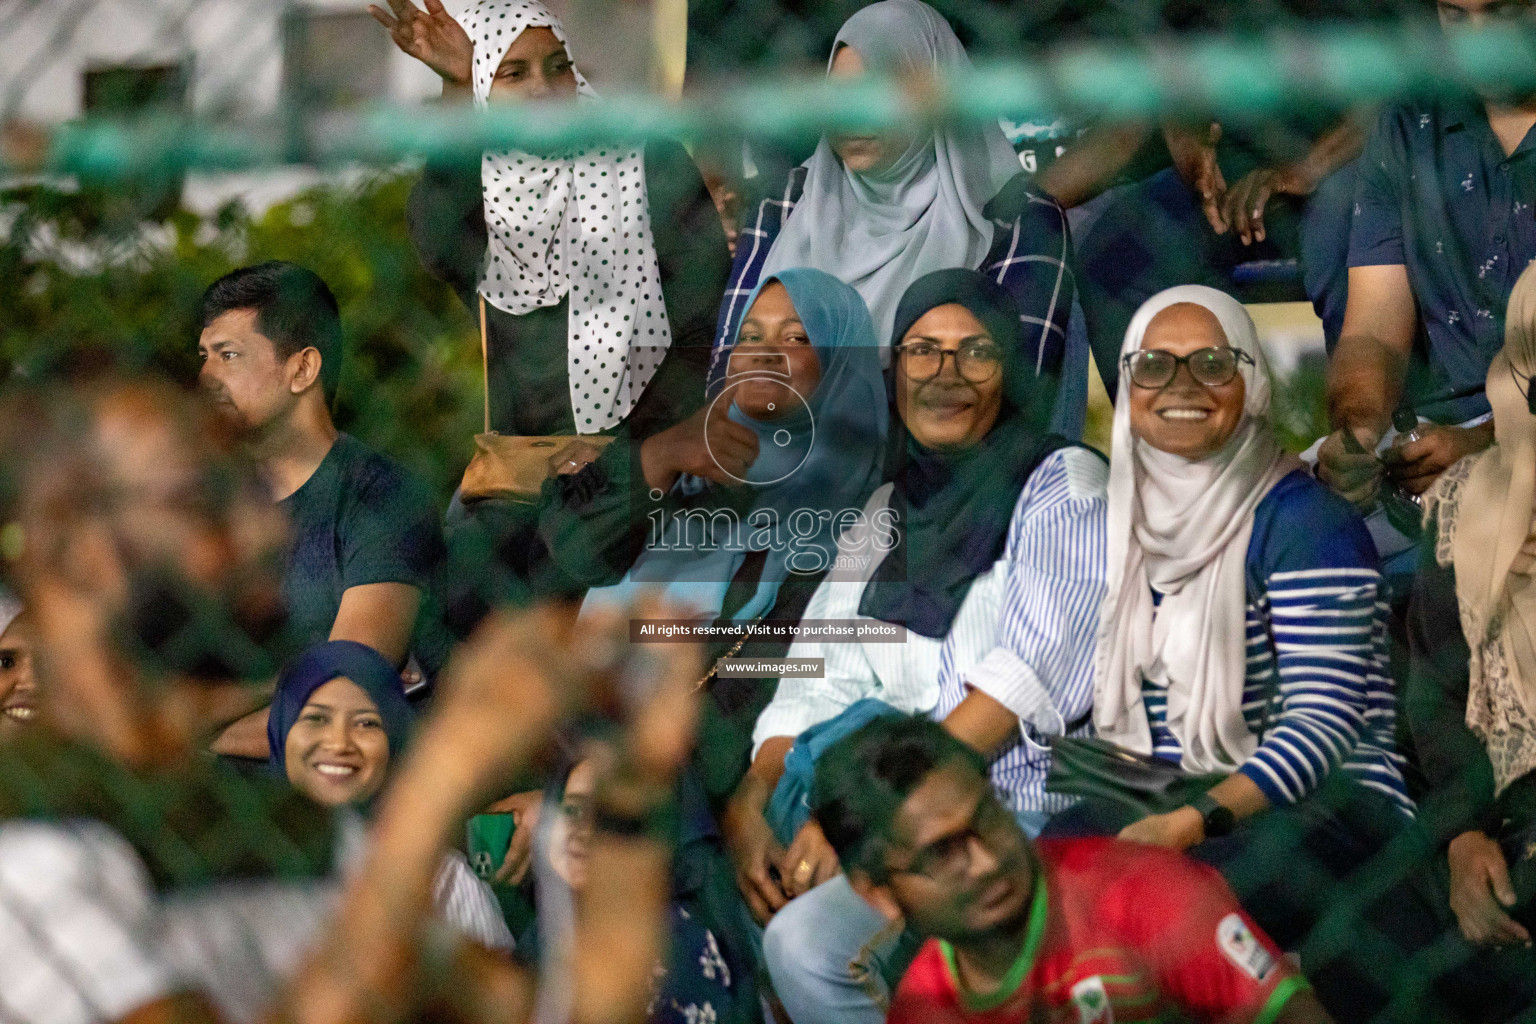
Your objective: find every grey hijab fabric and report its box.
[760,0,1022,343]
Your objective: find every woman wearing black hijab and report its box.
[724,270,1109,1024]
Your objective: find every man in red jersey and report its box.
[810,716,1331,1024]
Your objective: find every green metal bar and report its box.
[22,20,1536,180]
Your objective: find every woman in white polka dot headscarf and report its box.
[378,0,729,439]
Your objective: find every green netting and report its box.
[4,4,1536,1023]
[8,22,1536,179]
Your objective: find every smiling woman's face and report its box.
[1126,303,1247,461]
[0,614,37,742]
[284,677,391,808]
[894,303,1005,452]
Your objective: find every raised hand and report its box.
[368,0,473,87]
[639,398,761,492]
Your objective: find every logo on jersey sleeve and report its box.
[1070,976,1114,1024]
[1217,912,1276,982]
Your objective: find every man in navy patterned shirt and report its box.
[1318,0,1536,521]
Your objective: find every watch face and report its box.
[1205,805,1237,837]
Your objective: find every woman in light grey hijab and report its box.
[757,0,1025,343]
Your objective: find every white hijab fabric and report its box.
[759,0,1022,343]
[1092,286,1298,775]
[467,0,672,433]
[0,589,21,638]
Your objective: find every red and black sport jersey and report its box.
[889,838,1308,1024]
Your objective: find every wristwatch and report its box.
[1190,793,1236,839]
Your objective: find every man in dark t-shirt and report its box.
[811,718,1332,1024]
[196,262,447,756]
[277,432,446,669]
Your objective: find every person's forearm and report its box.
[571,834,673,1024]
[209,705,272,759]
[1204,772,1272,822]
[745,736,794,801]
[1036,120,1153,209]
[283,713,555,1024]
[1327,332,1406,436]
[943,689,1020,759]
[1283,115,1368,195]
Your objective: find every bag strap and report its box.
[479,295,491,435]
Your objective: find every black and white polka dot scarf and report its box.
[466,0,672,433]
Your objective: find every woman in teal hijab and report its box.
[544,268,888,805]
[582,267,889,623]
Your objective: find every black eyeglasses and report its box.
[885,796,1014,884]
[1121,347,1254,389]
[895,339,1004,384]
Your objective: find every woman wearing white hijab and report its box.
[1409,264,1536,950]
[378,0,729,439]
[1056,285,1410,945]
[707,0,1080,431]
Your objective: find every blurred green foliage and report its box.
[0,172,482,504]
[1270,353,1332,454]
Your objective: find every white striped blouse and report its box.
[753,447,1110,818]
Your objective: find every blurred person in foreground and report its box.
[0,370,704,1024]
[196,262,449,758]
[812,716,1334,1024]
[1316,0,1536,576]
[0,591,36,741]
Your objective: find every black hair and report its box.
[198,262,343,406]
[811,715,988,881]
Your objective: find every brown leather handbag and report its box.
[459,297,614,504]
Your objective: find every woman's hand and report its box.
[485,789,544,885]
[782,818,842,898]
[369,0,473,90]
[721,784,790,923]
[639,401,759,492]
[1118,806,1205,851]
[1447,831,1531,947]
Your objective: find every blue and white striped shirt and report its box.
[933,448,1109,815]
[1140,471,1414,815]
[755,449,1108,818]
[707,168,1073,386]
